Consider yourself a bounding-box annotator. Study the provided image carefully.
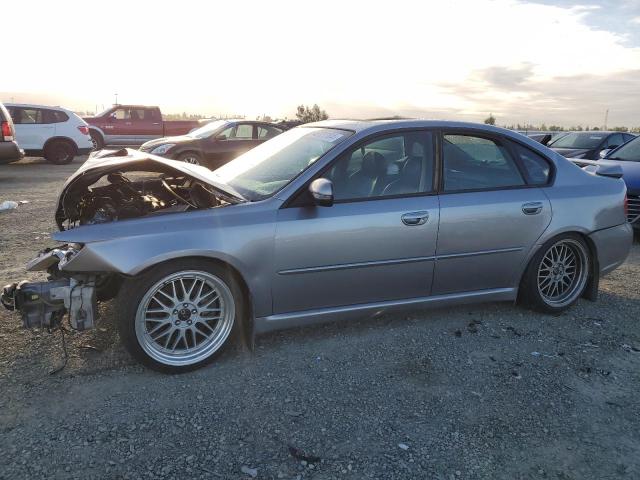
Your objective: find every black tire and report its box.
[114,259,245,373]
[90,130,104,151]
[96,274,123,302]
[177,151,202,166]
[519,233,591,314]
[44,140,75,165]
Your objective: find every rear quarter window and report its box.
[509,142,551,185]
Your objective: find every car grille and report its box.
[628,195,640,225]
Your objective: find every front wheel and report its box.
[177,152,202,165]
[520,234,591,313]
[115,260,242,372]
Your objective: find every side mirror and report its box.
[309,178,334,207]
[599,149,611,159]
[215,134,227,141]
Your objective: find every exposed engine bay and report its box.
[56,170,230,230]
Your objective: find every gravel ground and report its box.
[1,157,639,480]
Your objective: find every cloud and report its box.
[437,69,640,126]
[632,16,640,24]
[475,64,536,89]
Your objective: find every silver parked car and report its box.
[1,120,633,372]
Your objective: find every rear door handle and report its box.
[522,201,543,215]
[401,211,429,226]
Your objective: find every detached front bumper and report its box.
[1,246,97,331]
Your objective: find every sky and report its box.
[3,0,640,127]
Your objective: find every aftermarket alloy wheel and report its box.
[116,260,242,372]
[520,234,590,313]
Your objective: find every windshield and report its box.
[549,132,605,149]
[607,136,640,162]
[212,127,353,201]
[188,120,229,139]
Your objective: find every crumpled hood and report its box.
[54,149,242,229]
[550,147,593,159]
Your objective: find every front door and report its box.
[434,131,553,295]
[204,123,256,168]
[273,130,439,314]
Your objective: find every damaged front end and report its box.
[3,148,244,334]
[1,245,97,331]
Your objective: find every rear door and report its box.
[9,107,52,150]
[433,131,552,295]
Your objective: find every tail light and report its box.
[77,125,89,135]
[1,121,13,141]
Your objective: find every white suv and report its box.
[5,103,93,164]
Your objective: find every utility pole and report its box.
[604,108,609,130]
[114,93,119,106]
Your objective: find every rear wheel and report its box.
[177,152,202,165]
[44,140,75,165]
[520,234,590,313]
[115,259,242,373]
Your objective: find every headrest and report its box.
[361,151,386,175]
[402,155,422,178]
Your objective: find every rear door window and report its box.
[257,125,282,139]
[443,134,525,192]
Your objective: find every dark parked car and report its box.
[0,102,24,164]
[548,131,636,159]
[139,120,286,169]
[574,136,640,231]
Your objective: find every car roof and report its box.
[4,102,71,112]
[303,119,525,136]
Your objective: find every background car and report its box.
[5,103,93,164]
[548,130,636,159]
[84,105,201,149]
[577,136,640,231]
[0,102,24,165]
[139,119,286,169]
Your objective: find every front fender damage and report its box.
[1,245,97,331]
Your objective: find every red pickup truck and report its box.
[84,105,201,149]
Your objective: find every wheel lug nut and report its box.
[191,309,197,314]
[183,303,188,308]
[175,320,181,325]
[173,310,178,314]
[187,320,192,325]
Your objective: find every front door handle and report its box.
[401,211,429,226]
[522,201,543,215]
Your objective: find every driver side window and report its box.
[322,131,434,201]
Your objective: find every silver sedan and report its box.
[1,120,633,372]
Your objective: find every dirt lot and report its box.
[1,156,639,480]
